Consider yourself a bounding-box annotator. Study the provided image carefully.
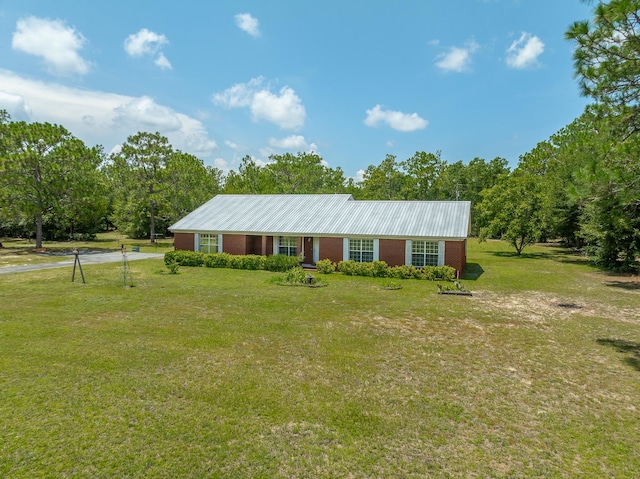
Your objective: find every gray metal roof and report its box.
[169,194,471,239]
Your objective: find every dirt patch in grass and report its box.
[471,290,640,326]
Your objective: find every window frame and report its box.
[278,236,298,257]
[411,240,439,267]
[349,238,375,263]
[198,233,219,254]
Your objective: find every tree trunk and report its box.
[36,213,43,249]
[149,201,156,244]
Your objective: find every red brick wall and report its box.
[319,237,344,264]
[223,234,248,255]
[379,239,406,267]
[445,240,466,277]
[174,233,194,251]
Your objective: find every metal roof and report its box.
[169,194,471,239]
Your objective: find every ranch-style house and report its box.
[169,194,471,275]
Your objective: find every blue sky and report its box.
[0,1,594,179]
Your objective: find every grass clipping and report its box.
[268,266,327,287]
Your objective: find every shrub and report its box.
[337,260,359,276]
[204,253,231,268]
[264,254,300,272]
[164,250,204,267]
[432,265,456,281]
[166,260,180,274]
[371,260,389,277]
[315,259,336,274]
[241,255,265,270]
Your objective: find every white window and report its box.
[198,233,219,254]
[411,240,439,267]
[278,236,298,256]
[349,238,374,263]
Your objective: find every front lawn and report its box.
[0,240,638,477]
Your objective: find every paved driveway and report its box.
[0,251,164,275]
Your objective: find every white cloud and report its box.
[0,69,217,158]
[124,28,172,70]
[234,13,260,37]
[12,17,90,76]
[154,53,172,70]
[364,105,428,132]
[213,157,230,172]
[224,140,241,150]
[353,169,366,183]
[506,32,544,69]
[113,96,182,131]
[212,77,306,130]
[435,39,479,72]
[268,135,308,149]
[0,90,32,121]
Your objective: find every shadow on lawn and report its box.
[463,262,484,280]
[596,338,640,372]
[603,280,640,291]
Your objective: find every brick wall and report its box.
[223,234,248,255]
[444,240,466,277]
[173,233,194,251]
[319,237,344,263]
[379,239,406,267]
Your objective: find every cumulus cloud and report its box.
[234,13,260,37]
[0,90,32,121]
[506,32,544,69]
[12,17,90,76]
[353,169,366,183]
[364,105,428,132]
[0,70,217,158]
[212,77,306,130]
[435,39,479,72]
[124,28,172,69]
[113,96,182,131]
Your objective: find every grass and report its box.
[0,239,639,477]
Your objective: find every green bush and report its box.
[204,253,231,268]
[432,265,456,281]
[166,260,180,274]
[371,260,389,277]
[315,259,336,274]
[337,260,358,276]
[264,254,300,272]
[241,254,265,270]
[164,250,204,267]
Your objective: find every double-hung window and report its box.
[198,233,219,254]
[411,240,439,267]
[349,238,374,263]
[278,236,298,256]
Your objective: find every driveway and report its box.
[0,251,164,275]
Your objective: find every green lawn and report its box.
[0,240,638,477]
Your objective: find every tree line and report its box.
[1,1,639,271]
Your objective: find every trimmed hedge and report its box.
[164,250,204,267]
[165,250,456,281]
[165,251,297,272]
[337,259,455,281]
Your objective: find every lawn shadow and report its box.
[463,263,484,281]
[604,281,640,291]
[596,338,640,372]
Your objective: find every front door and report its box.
[303,237,314,263]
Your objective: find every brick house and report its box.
[169,194,471,276]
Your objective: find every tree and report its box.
[0,119,103,248]
[476,174,547,255]
[109,132,173,242]
[401,151,444,200]
[223,156,275,194]
[566,0,640,134]
[359,154,408,200]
